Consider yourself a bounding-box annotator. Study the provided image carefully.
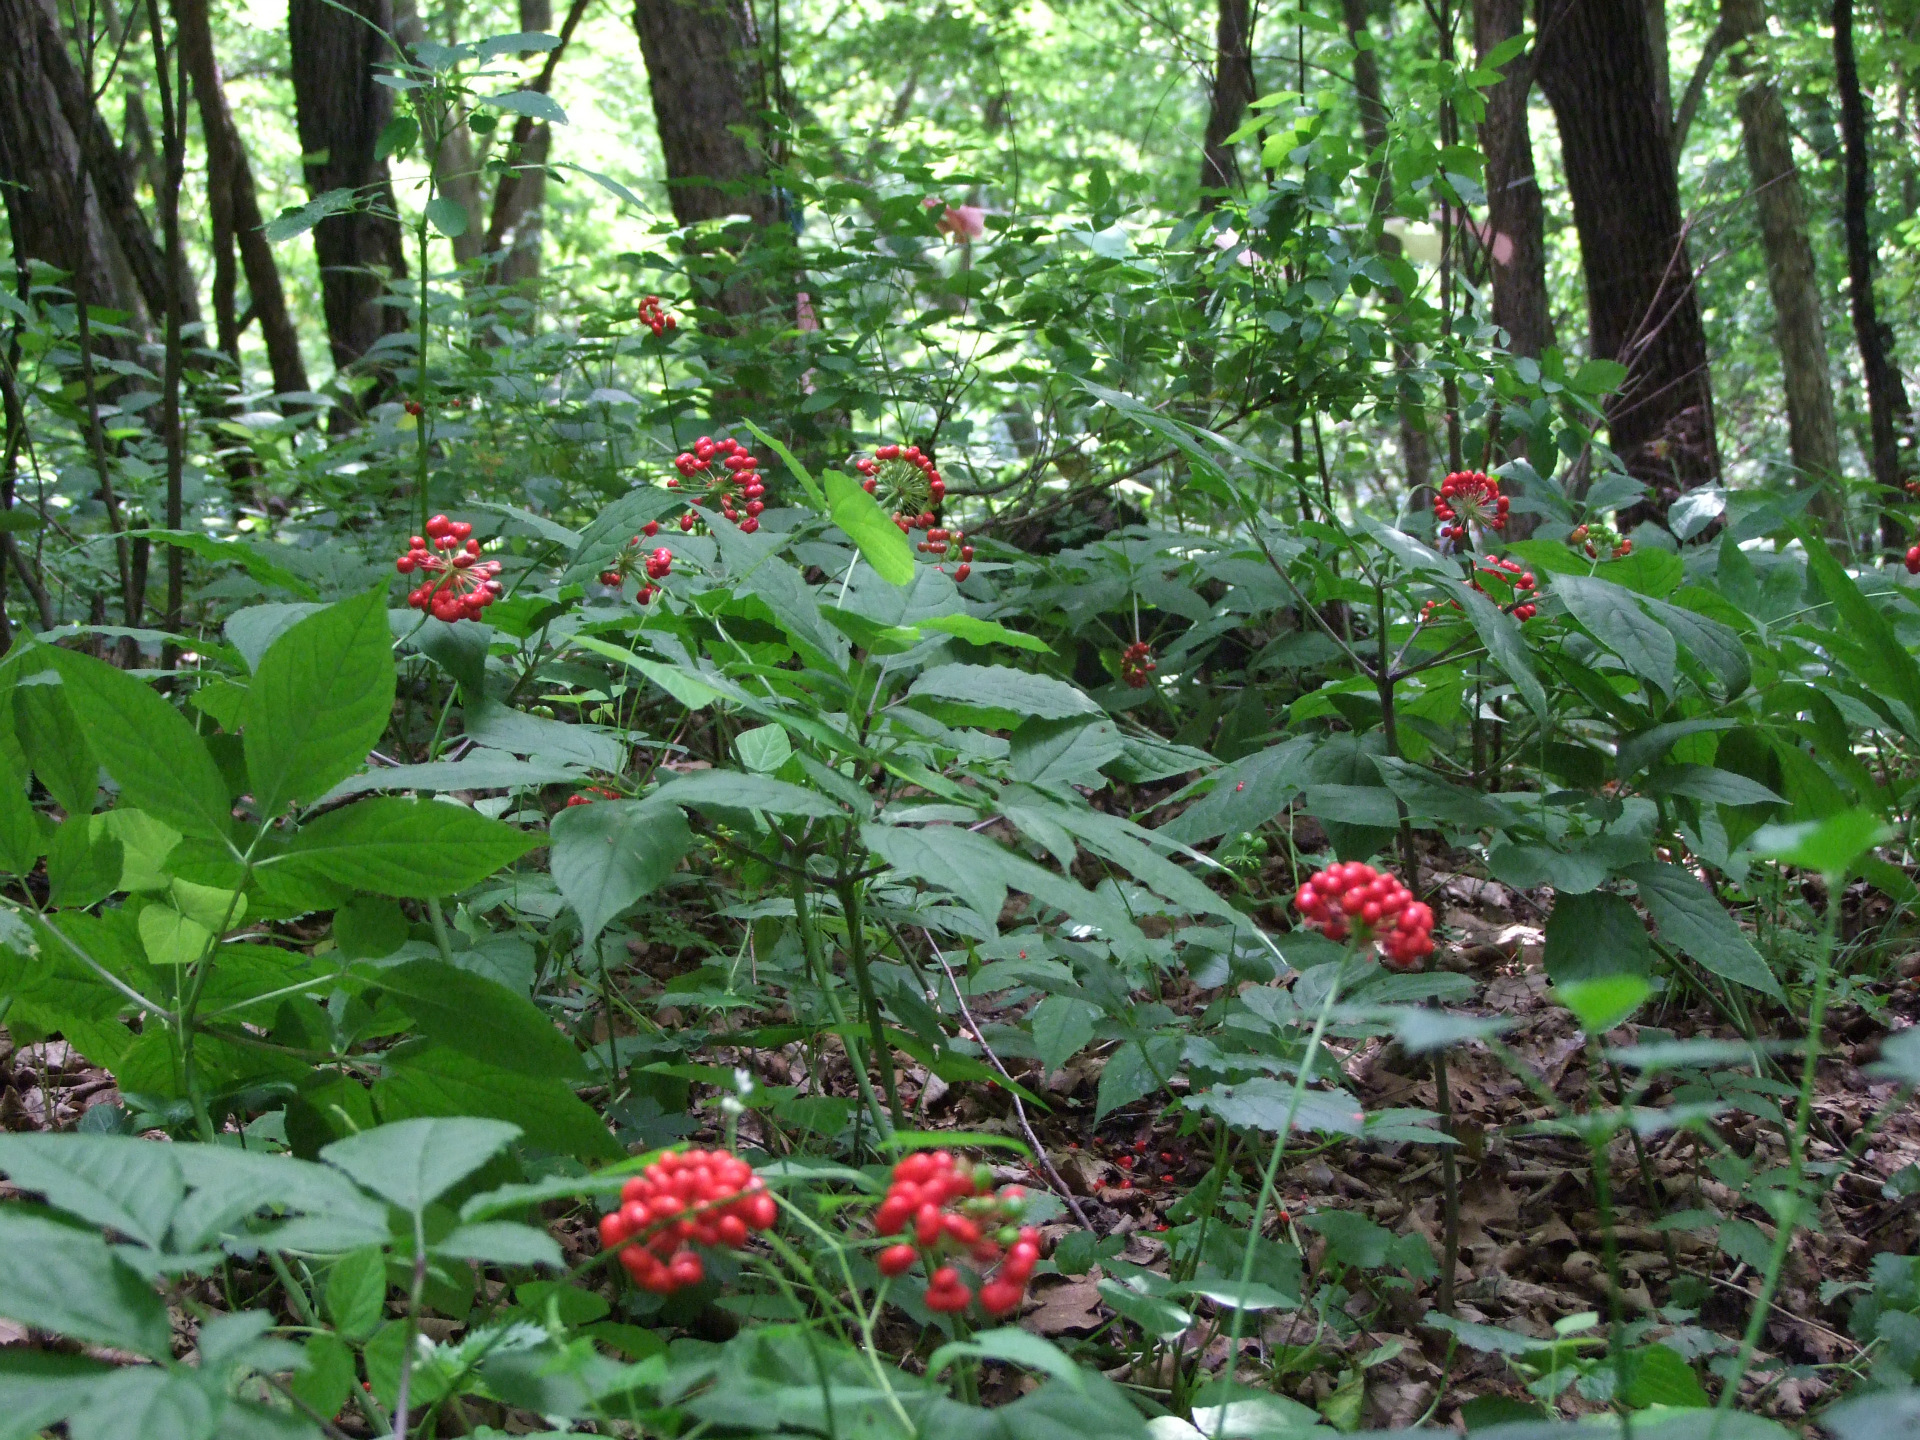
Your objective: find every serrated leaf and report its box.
[908,664,1099,721]
[483,89,567,123]
[368,957,585,1079]
[0,1212,171,1357]
[269,798,537,898]
[1626,860,1782,998]
[549,797,692,945]
[321,1117,521,1216]
[424,195,469,238]
[372,1049,620,1160]
[244,590,396,818]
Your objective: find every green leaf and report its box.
[569,636,732,710]
[0,1351,115,1440]
[549,798,692,945]
[324,1247,388,1341]
[290,1333,354,1421]
[1185,1078,1366,1136]
[1797,524,1920,737]
[119,528,318,598]
[226,603,327,672]
[822,468,916,585]
[739,419,828,511]
[917,613,1051,653]
[466,701,626,772]
[0,1135,184,1250]
[0,1211,171,1357]
[1647,765,1782,807]
[908,664,1099,723]
[396,612,491,698]
[733,725,792,773]
[1096,1279,1194,1338]
[269,798,537,898]
[1748,810,1889,877]
[1157,738,1306,844]
[1544,890,1655,983]
[44,651,232,841]
[1625,860,1782,998]
[263,188,357,244]
[1554,575,1676,695]
[928,1328,1084,1387]
[862,821,1006,924]
[1823,1388,1920,1440]
[1009,716,1124,790]
[707,521,849,669]
[1096,1036,1181,1121]
[373,1048,621,1160]
[47,819,122,908]
[1555,973,1651,1034]
[369,957,585,1079]
[483,88,567,123]
[14,679,98,819]
[321,1117,521,1216]
[1622,1343,1708,1408]
[657,769,845,820]
[434,1220,563,1268]
[244,590,397,818]
[1030,995,1099,1071]
[424,195,469,238]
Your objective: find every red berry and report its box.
[879,1244,918,1277]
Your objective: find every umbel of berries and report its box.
[1294,862,1435,971]
[599,527,674,604]
[1433,471,1508,545]
[1472,555,1538,621]
[873,1150,1041,1316]
[1569,523,1632,561]
[395,515,503,623]
[598,1147,777,1296]
[637,294,677,338]
[670,436,767,534]
[1121,640,1157,688]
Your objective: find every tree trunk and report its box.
[1833,0,1913,547]
[1721,0,1841,519]
[1343,0,1433,502]
[1472,0,1554,361]
[173,0,311,397]
[288,0,410,384]
[1536,0,1720,501]
[632,0,778,238]
[1198,0,1255,207]
[0,0,128,314]
[490,0,555,292]
[22,0,191,334]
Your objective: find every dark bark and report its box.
[1722,0,1840,513]
[1343,0,1433,500]
[14,0,190,334]
[632,0,777,231]
[289,0,410,383]
[487,0,557,291]
[1536,0,1720,499]
[1471,0,1554,361]
[143,0,184,632]
[1198,0,1256,207]
[0,0,126,309]
[173,0,311,397]
[1833,0,1913,545]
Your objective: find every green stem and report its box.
[793,877,892,1140]
[1712,892,1839,1423]
[838,875,904,1131]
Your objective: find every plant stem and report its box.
[838,874,904,1131]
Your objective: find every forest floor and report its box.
[2,865,1915,1433]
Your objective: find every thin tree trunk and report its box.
[1536,0,1720,502]
[289,0,410,389]
[632,0,778,318]
[1833,0,1913,548]
[173,0,311,397]
[143,0,185,634]
[1198,0,1255,207]
[489,0,555,292]
[1722,0,1840,523]
[1344,0,1433,502]
[1472,0,1554,362]
[23,0,186,335]
[485,0,590,261]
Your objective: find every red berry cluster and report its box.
[1293,862,1435,971]
[916,527,973,582]
[403,399,424,418]
[1121,640,1157,688]
[669,436,766,534]
[565,785,621,808]
[395,515,503,623]
[873,1151,1040,1316]
[1568,523,1632,561]
[598,1148,777,1295]
[1433,471,1508,544]
[1473,554,1538,621]
[637,294,677,338]
[598,521,675,601]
